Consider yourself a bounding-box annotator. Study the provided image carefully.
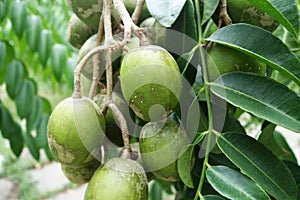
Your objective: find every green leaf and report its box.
[203,195,226,200]
[26,15,42,52]
[258,123,286,156]
[23,131,40,160]
[201,0,219,25]
[8,124,24,157]
[0,108,17,139]
[273,130,297,163]
[26,96,43,131]
[38,29,53,67]
[51,43,67,81]
[178,145,194,188]
[145,0,187,27]
[149,181,163,200]
[206,165,270,200]
[35,114,49,148]
[217,132,298,200]
[0,0,9,22]
[210,72,300,133]
[5,61,25,99]
[206,24,300,85]
[16,79,36,119]
[0,41,6,69]
[10,0,27,38]
[246,0,299,37]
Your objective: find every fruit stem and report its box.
[218,0,232,28]
[112,0,148,46]
[131,0,145,25]
[107,102,132,156]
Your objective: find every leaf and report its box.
[206,24,300,85]
[258,123,286,156]
[16,79,36,119]
[26,96,43,131]
[0,108,17,139]
[35,114,49,148]
[8,124,24,157]
[210,72,300,133]
[246,0,299,37]
[26,15,42,52]
[10,0,27,38]
[5,61,25,99]
[149,181,163,200]
[51,44,67,81]
[0,41,6,69]
[201,0,219,25]
[0,0,9,22]
[273,129,297,163]
[38,29,53,67]
[145,0,187,27]
[217,132,298,200]
[206,165,270,200]
[178,144,194,188]
[23,131,40,160]
[203,195,226,200]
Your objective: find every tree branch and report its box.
[218,0,232,28]
[131,0,145,25]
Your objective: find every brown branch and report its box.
[131,0,145,25]
[218,0,232,28]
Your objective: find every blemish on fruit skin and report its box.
[77,4,101,19]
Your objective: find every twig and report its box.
[107,102,132,156]
[131,0,145,24]
[218,0,232,28]
[113,0,148,46]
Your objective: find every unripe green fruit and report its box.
[140,17,166,46]
[94,93,128,147]
[207,44,266,81]
[139,119,190,182]
[120,45,181,122]
[124,0,151,24]
[84,157,148,200]
[67,14,96,49]
[66,0,120,30]
[78,34,122,80]
[47,96,105,167]
[61,157,101,184]
[227,0,278,32]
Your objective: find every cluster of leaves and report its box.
[143,0,300,199]
[0,0,77,160]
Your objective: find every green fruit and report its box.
[139,119,190,182]
[61,158,101,184]
[47,96,105,167]
[67,0,120,30]
[94,93,128,147]
[227,0,279,32]
[140,17,166,46]
[67,14,96,49]
[124,0,151,23]
[77,34,122,80]
[84,157,148,200]
[207,44,266,81]
[120,45,181,122]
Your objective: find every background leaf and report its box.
[201,0,219,25]
[206,24,300,85]
[206,165,270,200]
[246,0,299,37]
[145,0,187,27]
[217,132,298,200]
[16,79,36,119]
[178,145,194,188]
[211,72,300,133]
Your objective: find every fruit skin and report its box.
[139,119,190,182]
[140,17,166,46]
[207,44,266,81]
[47,96,105,167]
[84,157,148,200]
[120,45,182,122]
[77,34,122,80]
[94,93,128,147]
[227,0,278,32]
[61,157,101,184]
[67,14,96,49]
[66,0,120,30]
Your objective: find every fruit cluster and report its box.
[47,0,278,199]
